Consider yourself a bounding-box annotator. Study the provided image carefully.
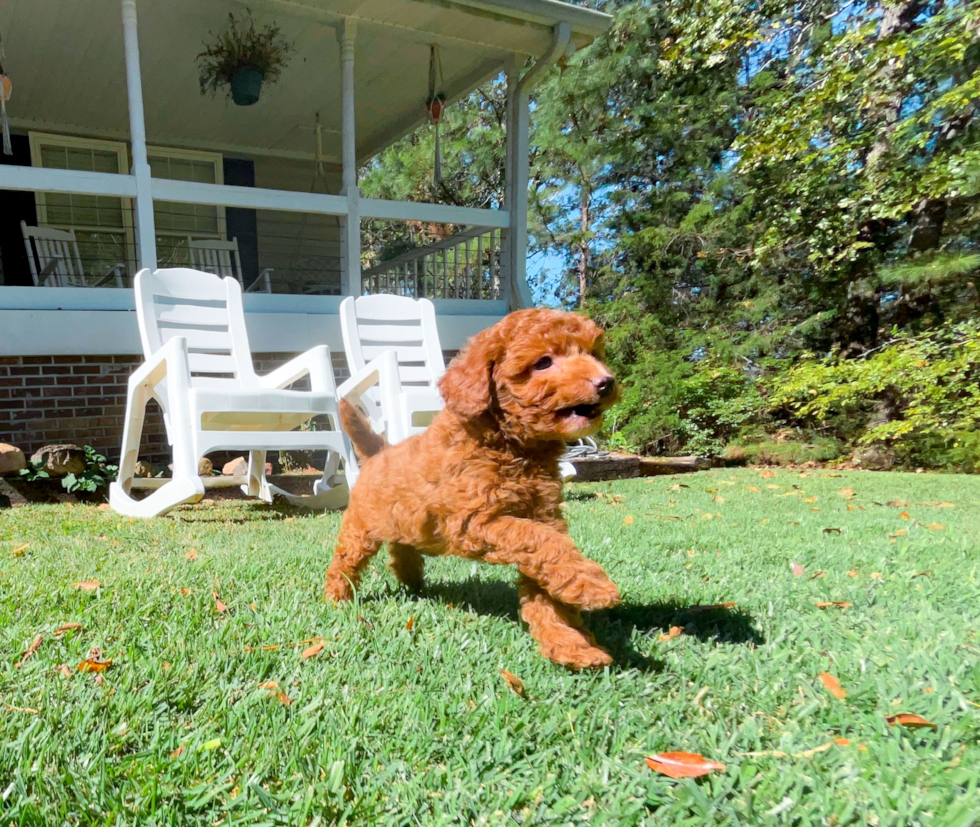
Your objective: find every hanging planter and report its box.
[197,9,291,107]
[426,45,446,187]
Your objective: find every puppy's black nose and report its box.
[595,376,616,398]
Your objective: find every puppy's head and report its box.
[439,308,619,443]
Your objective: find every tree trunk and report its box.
[578,191,590,306]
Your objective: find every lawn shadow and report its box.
[402,577,763,673]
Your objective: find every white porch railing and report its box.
[362,227,503,300]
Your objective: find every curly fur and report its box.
[325,308,622,669]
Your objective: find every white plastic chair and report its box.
[109,267,353,518]
[337,295,446,485]
[187,236,273,293]
[21,221,126,288]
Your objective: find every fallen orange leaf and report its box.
[747,486,761,492]
[258,680,279,690]
[886,713,936,729]
[273,691,293,706]
[15,635,43,669]
[213,591,228,613]
[899,511,911,520]
[11,543,29,557]
[659,626,684,641]
[73,581,100,591]
[78,657,112,673]
[924,523,946,531]
[816,601,852,609]
[55,622,83,636]
[56,663,72,677]
[761,470,776,479]
[847,569,859,577]
[645,752,726,778]
[301,641,325,659]
[185,549,198,561]
[405,616,414,632]
[170,745,185,759]
[820,672,846,699]
[833,737,850,746]
[501,669,525,698]
[911,569,933,579]
[810,571,827,580]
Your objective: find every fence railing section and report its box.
[361,227,503,300]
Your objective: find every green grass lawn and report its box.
[2,468,979,826]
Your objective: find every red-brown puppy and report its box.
[326,308,621,668]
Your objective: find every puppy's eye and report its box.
[533,356,553,371]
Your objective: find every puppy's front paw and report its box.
[324,577,354,603]
[552,562,621,611]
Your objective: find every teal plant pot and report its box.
[230,66,264,106]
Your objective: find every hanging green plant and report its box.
[197,9,292,106]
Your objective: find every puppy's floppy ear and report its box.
[439,325,503,420]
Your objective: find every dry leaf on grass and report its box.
[14,635,43,668]
[659,626,684,641]
[689,602,737,612]
[823,527,842,535]
[3,703,39,714]
[185,549,198,561]
[258,680,279,690]
[56,663,72,677]
[816,601,852,609]
[73,581,100,591]
[11,543,29,557]
[170,745,185,759]
[924,522,946,531]
[833,737,850,746]
[911,569,933,579]
[645,752,726,778]
[624,515,634,526]
[810,571,827,580]
[838,488,856,499]
[791,562,805,577]
[819,672,846,699]
[886,713,936,729]
[55,622,83,636]
[301,641,325,659]
[272,691,293,706]
[213,591,228,613]
[747,486,761,492]
[405,616,414,632]
[847,569,859,577]
[78,657,112,673]
[501,669,525,698]
[899,511,911,521]
[761,470,776,479]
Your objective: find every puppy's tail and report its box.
[339,399,387,461]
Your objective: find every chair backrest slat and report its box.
[187,237,244,287]
[21,222,87,287]
[135,267,257,390]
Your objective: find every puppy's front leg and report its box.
[469,517,620,611]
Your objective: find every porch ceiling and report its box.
[0,0,609,164]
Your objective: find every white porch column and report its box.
[121,0,157,271]
[503,23,571,310]
[338,19,361,296]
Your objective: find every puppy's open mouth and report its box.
[559,403,602,421]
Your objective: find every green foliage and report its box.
[768,323,980,471]
[197,10,292,96]
[18,446,118,494]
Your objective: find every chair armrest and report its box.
[257,345,337,393]
[129,336,191,390]
[337,350,402,406]
[90,263,127,288]
[244,269,273,293]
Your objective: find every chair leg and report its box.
[109,383,205,518]
[245,450,267,499]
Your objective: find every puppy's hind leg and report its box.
[388,543,425,592]
[325,515,382,603]
[517,575,612,670]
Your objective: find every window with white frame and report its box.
[147,147,226,268]
[29,132,135,280]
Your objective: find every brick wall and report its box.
[0,353,351,464]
